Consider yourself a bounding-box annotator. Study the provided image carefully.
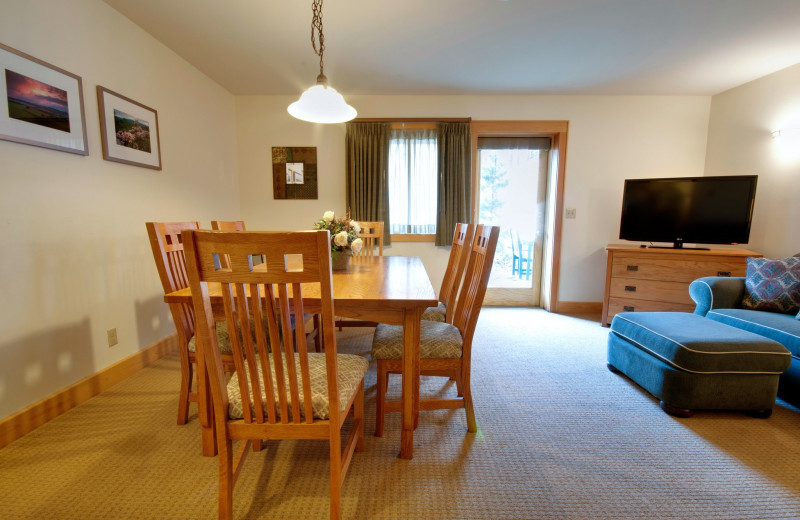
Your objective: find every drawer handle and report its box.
[623,306,635,312]
[717,271,731,277]
[626,265,638,271]
[624,285,636,292]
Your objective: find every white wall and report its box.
[705,63,800,257]
[0,0,240,418]
[236,94,711,302]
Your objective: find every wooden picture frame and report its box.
[271,147,318,199]
[97,86,161,170]
[0,42,88,155]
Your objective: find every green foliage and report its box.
[480,152,509,225]
[313,211,361,253]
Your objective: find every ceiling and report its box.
[102,0,800,96]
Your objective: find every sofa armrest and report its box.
[689,277,746,316]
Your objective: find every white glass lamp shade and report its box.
[771,128,800,139]
[288,84,357,124]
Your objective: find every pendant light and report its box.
[288,0,356,124]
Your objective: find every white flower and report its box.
[351,238,363,253]
[323,210,335,223]
[334,231,349,247]
[352,221,361,234]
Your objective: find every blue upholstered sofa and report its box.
[690,276,800,405]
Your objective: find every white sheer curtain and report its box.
[388,128,438,234]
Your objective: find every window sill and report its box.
[391,234,436,243]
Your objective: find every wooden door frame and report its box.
[470,121,569,312]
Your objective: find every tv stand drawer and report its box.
[608,279,693,305]
[611,253,747,283]
[607,297,695,317]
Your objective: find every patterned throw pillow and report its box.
[741,257,800,314]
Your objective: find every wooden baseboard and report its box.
[0,334,179,450]
[555,301,603,315]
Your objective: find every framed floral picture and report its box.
[0,42,88,155]
[97,86,161,170]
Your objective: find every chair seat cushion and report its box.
[421,301,446,322]
[610,312,791,374]
[227,353,368,420]
[188,321,233,355]
[189,313,315,355]
[707,308,800,359]
[372,320,463,360]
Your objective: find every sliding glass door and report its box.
[477,137,550,306]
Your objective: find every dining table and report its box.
[164,254,438,460]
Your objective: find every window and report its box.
[388,127,438,236]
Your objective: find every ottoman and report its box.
[607,312,792,417]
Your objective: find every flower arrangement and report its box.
[314,211,363,256]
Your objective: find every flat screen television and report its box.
[618,175,757,249]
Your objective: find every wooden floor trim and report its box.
[556,301,603,315]
[0,334,179,449]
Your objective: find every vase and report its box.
[331,249,352,270]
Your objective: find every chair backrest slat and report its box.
[234,282,266,423]
[439,223,475,322]
[355,221,384,257]
[183,229,339,426]
[221,282,251,422]
[277,284,302,423]
[262,284,286,421]
[146,221,201,345]
[147,221,200,293]
[451,225,500,348]
[243,283,267,424]
[291,283,315,423]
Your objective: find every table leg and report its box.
[400,307,422,459]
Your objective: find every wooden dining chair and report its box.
[211,219,321,352]
[372,224,500,436]
[210,220,246,269]
[182,229,367,520]
[210,220,246,231]
[336,221,385,329]
[353,220,384,257]
[146,221,236,425]
[421,222,475,323]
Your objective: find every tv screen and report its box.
[619,175,757,249]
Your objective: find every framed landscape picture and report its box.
[97,86,161,170]
[0,42,88,155]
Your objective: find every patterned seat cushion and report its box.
[188,321,234,355]
[189,314,310,355]
[372,320,463,360]
[421,301,446,322]
[227,353,368,420]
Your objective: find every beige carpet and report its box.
[2,308,800,519]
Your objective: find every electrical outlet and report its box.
[107,328,118,347]
[565,208,577,219]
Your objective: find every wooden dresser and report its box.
[601,244,761,326]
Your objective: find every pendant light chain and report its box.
[311,0,325,78]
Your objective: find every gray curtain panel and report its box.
[345,122,391,245]
[436,122,472,246]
